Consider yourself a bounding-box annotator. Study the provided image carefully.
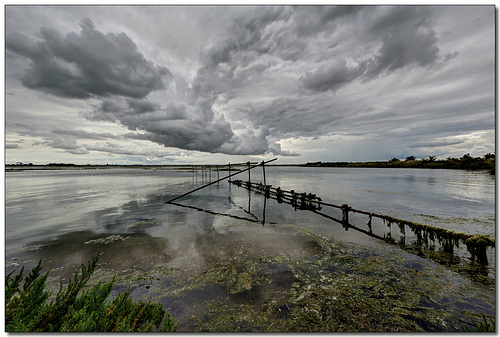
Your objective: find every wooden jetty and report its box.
[166,159,494,265]
[165,159,276,204]
[229,179,495,265]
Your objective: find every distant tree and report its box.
[427,155,437,162]
[460,153,472,161]
[389,157,400,162]
[484,153,495,159]
[405,156,416,161]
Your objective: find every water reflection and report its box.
[5,167,496,332]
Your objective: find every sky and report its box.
[4,5,496,165]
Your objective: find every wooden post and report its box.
[261,161,266,187]
[217,165,220,180]
[342,204,349,224]
[262,193,267,225]
[276,187,283,203]
[228,163,231,182]
[247,161,251,183]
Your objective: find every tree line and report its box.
[302,153,495,173]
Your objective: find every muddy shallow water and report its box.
[5,166,495,331]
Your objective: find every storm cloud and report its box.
[5,6,495,164]
[7,18,171,99]
[302,6,454,93]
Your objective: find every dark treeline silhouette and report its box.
[302,153,495,173]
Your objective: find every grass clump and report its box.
[5,252,178,332]
[462,314,495,332]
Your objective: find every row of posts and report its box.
[184,159,492,265]
[191,161,266,185]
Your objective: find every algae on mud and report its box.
[87,224,495,332]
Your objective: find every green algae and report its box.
[187,235,492,332]
[74,225,494,332]
[379,215,494,264]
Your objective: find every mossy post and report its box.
[465,235,495,264]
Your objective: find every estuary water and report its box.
[4,166,496,331]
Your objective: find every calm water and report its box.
[5,166,496,331]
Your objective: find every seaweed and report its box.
[378,216,494,264]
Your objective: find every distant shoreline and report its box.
[5,157,494,173]
[298,158,494,171]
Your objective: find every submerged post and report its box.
[228,163,231,182]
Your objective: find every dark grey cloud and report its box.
[51,129,119,140]
[302,6,456,93]
[302,60,362,93]
[363,7,443,78]
[87,96,237,153]
[6,18,171,99]
[34,137,90,155]
[5,143,21,149]
[7,15,293,156]
[408,140,465,148]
